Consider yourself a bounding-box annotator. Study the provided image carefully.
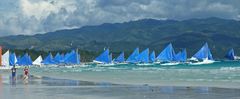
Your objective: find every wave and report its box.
[220,67,240,71]
[29,62,240,89]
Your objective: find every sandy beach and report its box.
[1,68,240,99]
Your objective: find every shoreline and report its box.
[2,72,240,90]
[1,70,239,89]
[31,72,240,89]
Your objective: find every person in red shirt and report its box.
[23,67,29,80]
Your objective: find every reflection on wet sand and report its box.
[1,75,240,99]
[10,75,17,87]
[0,75,2,99]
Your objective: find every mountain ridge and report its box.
[1,17,240,58]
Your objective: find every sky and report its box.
[0,0,240,36]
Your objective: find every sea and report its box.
[0,61,240,99]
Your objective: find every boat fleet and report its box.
[93,43,239,66]
[0,49,80,69]
[0,42,239,69]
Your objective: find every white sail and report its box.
[33,55,43,66]
[2,50,10,67]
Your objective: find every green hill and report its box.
[1,17,240,59]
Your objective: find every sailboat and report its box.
[174,49,187,62]
[0,50,11,69]
[64,50,80,65]
[136,48,152,66]
[94,49,115,66]
[9,52,17,66]
[2,50,10,67]
[53,53,64,64]
[225,48,235,60]
[174,51,181,61]
[156,43,175,62]
[93,49,111,64]
[171,49,188,65]
[0,47,9,69]
[113,52,127,64]
[156,43,178,65]
[190,43,215,65]
[33,55,43,66]
[17,53,33,66]
[28,55,33,65]
[42,53,56,65]
[126,48,139,63]
[181,49,187,62]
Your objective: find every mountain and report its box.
[1,17,240,58]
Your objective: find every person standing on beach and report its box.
[11,66,17,80]
[23,67,29,80]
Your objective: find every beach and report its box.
[0,61,240,99]
[0,73,239,99]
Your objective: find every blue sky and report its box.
[0,0,240,36]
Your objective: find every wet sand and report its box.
[0,71,240,99]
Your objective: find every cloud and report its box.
[20,0,77,20]
[0,0,240,36]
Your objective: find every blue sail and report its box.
[225,48,235,60]
[173,52,182,61]
[17,53,32,66]
[174,49,187,62]
[64,50,76,63]
[136,48,149,63]
[42,53,56,65]
[54,53,64,64]
[60,54,65,63]
[193,43,208,60]
[95,49,110,63]
[64,50,80,64]
[180,49,187,62]
[28,55,33,65]
[17,56,21,62]
[193,43,213,60]
[150,51,156,62]
[208,49,213,60]
[126,48,139,63]
[65,52,71,58]
[114,52,125,63]
[9,53,17,66]
[64,52,71,62]
[156,43,175,62]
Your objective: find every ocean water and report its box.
[30,61,240,88]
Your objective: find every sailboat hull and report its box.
[136,63,153,66]
[160,62,180,66]
[97,63,115,67]
[115,62,128,65]
[93,60,105,64]
[190,59,215,65]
